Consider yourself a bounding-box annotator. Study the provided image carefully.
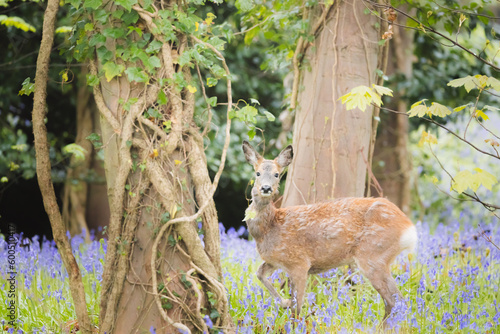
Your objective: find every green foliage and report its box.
[18,77,34,96]
[62,143,87,163]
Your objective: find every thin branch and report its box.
[380,106,500,160]
[363,0,500,72]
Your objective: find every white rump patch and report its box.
[399,225,418,251]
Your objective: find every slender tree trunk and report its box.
[372,11,414,214]
[283,0,380,206]
[32,0,92,332]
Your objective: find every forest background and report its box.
[0,0,500,333]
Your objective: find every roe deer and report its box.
[242,140,417,320]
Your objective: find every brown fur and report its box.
[242,141,417,320]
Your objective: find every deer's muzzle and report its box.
[260,185,272,196]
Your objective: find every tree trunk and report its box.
[90,4,232,333]
[283,0,380,207]
[372,11,414,215]
[62,72,109,237]
[32,0,92,332]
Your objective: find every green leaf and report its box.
[146,40,163,54]
[86,74,99,87]
[18,77,34,96]
[125,67,149,83]
[148,56,161,69]
[237,105,258,123]
[83,0,102,10]
[207,96,217,107]
[102,62,125,82]
[115,0,137,11]
[103,27,125,39]
[63,143,87,163]
[235,0,253,12]
[262,110,275,122]
[94,9,109,23]
[206,77,218,87]
[157,90,168,105]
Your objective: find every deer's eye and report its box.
[256,172,261,177]
[274,173,279,178]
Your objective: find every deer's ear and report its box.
[275,145,293,168]
[242,141,262,168]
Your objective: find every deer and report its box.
[242,140,418,321]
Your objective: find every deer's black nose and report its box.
[261,185,272,194]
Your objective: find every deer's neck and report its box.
[247,191,278,240]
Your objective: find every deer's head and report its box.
[242,141,293,198]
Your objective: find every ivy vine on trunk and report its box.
[64,0,235,332]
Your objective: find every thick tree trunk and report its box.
[92,4,232,332]
[283,0,379,206]
[372,12,414,214]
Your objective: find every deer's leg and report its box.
[355,258,402,321]
[257,262,290,308]
[287,266,309,316]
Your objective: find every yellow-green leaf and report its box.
[63,143,87,163]
[418,130,437,147]
[473,168,497,191]
[103,62,125,82]
[0,15,36,32]
[475,109,489,121]
[453,105,468,112]
[55,26,72,34]
[408,104,428,118]
[372,84,393,97]
[474,74,488,89]
[448,76,473,89]
[340,86,377,112]
[243,207,257,221]
[451,170,473,194]
[187,85,197,93]
[411,99,427,109]
[451,168,498,194]
[486,76,500,91]
[428,102,451,118]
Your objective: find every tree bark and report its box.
[283,0,380,206]
[372,11,414,214]
[32,0,92,332]
[92,4,232,332]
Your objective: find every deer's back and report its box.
[263,197,415,273]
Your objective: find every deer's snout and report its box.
[260,185,272,196]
